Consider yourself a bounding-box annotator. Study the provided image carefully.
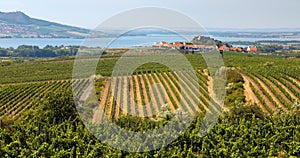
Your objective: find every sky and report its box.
[0,0,300,29]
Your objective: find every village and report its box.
[153,40,258,53]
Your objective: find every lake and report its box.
[1,36,300,48]
[0,36,188,48]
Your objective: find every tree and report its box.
[38,90,77,124]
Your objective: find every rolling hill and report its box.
[0,11,90,38]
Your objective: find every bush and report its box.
[230,104,265,120]
[38,90,77,124]
[226,69,244,83]
[1,60,12,66]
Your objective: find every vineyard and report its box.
[0,53,299,120]
[91,71,299,122]
[0,79,89,119]
[92,70,218,122]
[0,72,298,121]
[0,52,300,157]
[240,71,300,114]
[229,53,300,114]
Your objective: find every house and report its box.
[247,46,257,52]
[218,45,229,51]
[237,47,243,52]
[230,47,237,51]
[153,41,169,48]
[174,42,184,47]
[160,41,169,47]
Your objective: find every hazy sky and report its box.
[0,0,300,29]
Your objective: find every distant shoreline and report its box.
[1,36,300,49]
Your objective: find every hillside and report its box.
[0,11,90,38]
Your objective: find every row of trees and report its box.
[0,45,79,57]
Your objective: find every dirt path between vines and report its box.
[265,77,293,106]
[286,77,300,94]
[174,72,202,113]
[148,74,167,113]
[93,79,111,123]
[133,75,144,117]
[153,73,176,112]
[241,74,261,106]
[129,76,136,116]
[273,77,298,103]
[159,73,185,112]
[178,71,210,112]
[239,73,273,113]
[113,77,121,119]
[139,75,152,118]
[102,76,118,120]
[122,76,129,115]
[202,70,224,114]
[144,74,159,116]
[255,76,288,112]
[183,71,211,105]
[165,72,195,115]
[289,76,300,87]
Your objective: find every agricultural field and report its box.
[0,79,89,119]
[0,52,299,119]
[0,51,300,157]
[92,70,218,121]
[226,52,300,114]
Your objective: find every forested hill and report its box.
[0,11,90,38]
